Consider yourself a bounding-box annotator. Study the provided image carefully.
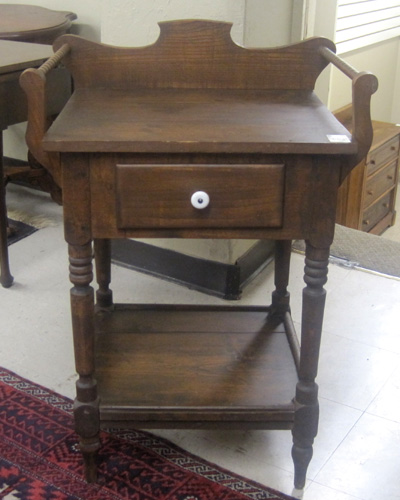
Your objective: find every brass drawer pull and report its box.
[191,191,210,209]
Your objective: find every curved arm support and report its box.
[19,44,70,188]
[319,47,378,168]
[351,71,379,163]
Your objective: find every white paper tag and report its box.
[327,134,351,143]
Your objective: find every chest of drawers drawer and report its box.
[115,164,285,229]
[362,190,394,232]
[366,135,399,176]
[364,159,398,208]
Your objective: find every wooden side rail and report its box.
[19,44,71,188]
[319,46,378,170]
[39,43,70,74]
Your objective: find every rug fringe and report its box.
[7,210,56,229]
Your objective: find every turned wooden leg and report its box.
[292,241,329,489]
[271,240,291,317]
[69,242,100,482]
[0,132,13,288]
[74,377,100,483]
[94,238,113,308]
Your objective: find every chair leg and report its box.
[0,132,13,288]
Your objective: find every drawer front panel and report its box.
[367,135,399,176]
[362,191,393,232]
[364,160,398,209]
[116,164,285,229]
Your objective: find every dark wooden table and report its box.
[0,4,76,44]
[22,20,378,489]
[0,41,54,287]
[0,4,75,287]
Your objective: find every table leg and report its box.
[271,240,291,316]
[291,241,329,489]
[69,242,100,482]
[94,238,113,308]
[0,131,13,287]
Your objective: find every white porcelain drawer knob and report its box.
[191,191,210,209]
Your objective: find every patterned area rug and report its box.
[0,368,295,500]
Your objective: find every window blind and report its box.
[336,0,400,53]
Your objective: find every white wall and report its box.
[244,0,293,47]
[392,43,400,124]
[101,0,245,46]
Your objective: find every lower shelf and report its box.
[94,304,298,429]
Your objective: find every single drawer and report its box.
[364,159,398,209]
[362,191,393,232]
[367,135,400,176]
[116,164,285,229]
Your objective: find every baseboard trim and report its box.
[3,157,29,167]
[111,239,274,300]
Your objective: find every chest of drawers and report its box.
[336,106,399,234]
[21,20,377,490]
